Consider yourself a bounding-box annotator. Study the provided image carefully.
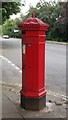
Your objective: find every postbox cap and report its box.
[19,12,49,31]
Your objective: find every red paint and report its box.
[19,13,49,98]
[32,12,35,18]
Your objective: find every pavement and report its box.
[46,41,67,45]
[0,83,68,119]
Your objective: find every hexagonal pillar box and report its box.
[18,12,49,110]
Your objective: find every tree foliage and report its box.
[2,2,21,24]
[0,25,2,35]
[2,1,67,42]
[22,1,67,42]
[2,19,21,38]
[57,1,68,41]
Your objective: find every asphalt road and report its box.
[0,37,67,97]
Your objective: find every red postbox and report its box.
[19,12,49,110]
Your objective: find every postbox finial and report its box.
[32,12,35,18]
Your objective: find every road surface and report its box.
[0,37,67,98]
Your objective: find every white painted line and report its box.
[11,63,15,67]
[2,57,8,61]
[0,55,3,58]
[20,70,22,73]
[47,92,66,100]
[7,60,12,64]
[0,55,22,73]
[47,90,68,100]
[48,90,68,99]
[0,81,22,87]
[2,57,6,60]
[15,83,22,87]
[15,66,20,70]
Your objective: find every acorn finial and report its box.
[32,12,35,18]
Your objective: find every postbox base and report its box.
[20,94,46,110]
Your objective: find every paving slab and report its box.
[17,105,60,118]
[2,84,68,119]
[2,88,22,119]
[2,112,22,118]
